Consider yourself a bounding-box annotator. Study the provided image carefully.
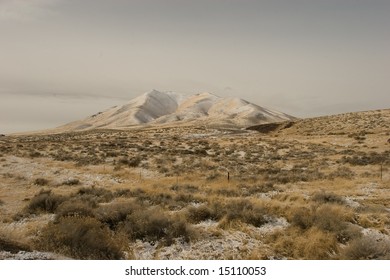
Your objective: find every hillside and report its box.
[56,90,296,131]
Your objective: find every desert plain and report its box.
[0,108,389,259]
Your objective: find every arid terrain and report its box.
[0,108,389,260]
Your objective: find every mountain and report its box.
[57,90,296,131]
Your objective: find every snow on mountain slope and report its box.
[57,90,296,131]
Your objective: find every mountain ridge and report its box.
[56,90,296,131]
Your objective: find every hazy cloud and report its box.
[0,0,60,21]
[1,0,389,133]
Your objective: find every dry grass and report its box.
[0,108,389,259]
[121,205,196,245]
[0,235,31,253]
[36,216,125,259]
[341,236,390,259]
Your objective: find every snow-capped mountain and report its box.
[57,90,296,131]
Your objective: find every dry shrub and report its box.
[206,172,221,181]
[212,198,267,228]
[77,187,114,203]
[118,156,141,167]
[61,178,80,186]
[95,202,139,230]
[214,187,241,197]
[290,207,313,230]
[357,212,390,230]
[327,166,355,179]
[312,191,345,204]
[290,204,355,230]
[134,189,198,210]
[300,228,338,259]
[314,205,348,232]
[186,204,217,223]
[121,206,194,245]
[0,236,31,253]
[290,204,357,243]
[128,157,142,167]
[341,236,390,259]
[239,183,276,196]
[264,167,324,184]
[315,206,359,243]
[37,216,124,259]
[270,227,338,259]
[34,178,49,186]
[273,193,305,203]
[170,184,199,193]
[26,190,65,214]
[55,199,95,218]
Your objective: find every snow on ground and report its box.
[133,217,288,260]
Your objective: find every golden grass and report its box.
[0,109,389,259]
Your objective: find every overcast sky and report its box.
[1,0,389,133]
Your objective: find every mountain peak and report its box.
[57,90,296,131]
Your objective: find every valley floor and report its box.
[0,109,389,259]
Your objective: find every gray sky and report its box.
[1,0,389,133]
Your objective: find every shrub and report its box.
[29,151,42,158]
[341,151,390,166]
[327,166,355,179]
[242,182,276,195]
[0,236,31,253]
[170,184,199,193]
[206,173,221,180]
[118,156,142,167]
[128,157,142,167]
[314,205,346,232]
[34,178,49,186]
[186,205,216,223]
[26,190,65,214]
[75,156,103,166]
[121,207,194,245]
[77,187,114,203]
[291,207,314,230]
[216,199,267,228]
[299,228,338,259]
[55,200,95,218]
[341,236,390,259]
[37,216,124,259]
[62,178,80,186]
[270,227,338,259]
[312,191,345,205]
[95,202,139,230]
[290,204,357,243]
[264,167,324,184]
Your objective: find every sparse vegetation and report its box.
[34,178,49,186]
[0,108,389,259]
[61,178,80,186]
[37,216,124,259]
[25,190,65,214]
[0,236,31,253]
[341,236,390,260]
[121,206,194,245]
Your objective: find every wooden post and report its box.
[227,171,230,182]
